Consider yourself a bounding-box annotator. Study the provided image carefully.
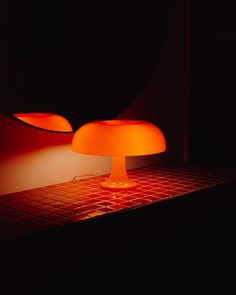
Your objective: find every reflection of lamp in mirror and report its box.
[72,120,166,190]
[13,113,73,132]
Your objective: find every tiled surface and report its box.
[0,162,234,242]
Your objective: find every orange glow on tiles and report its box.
[14,113,73,132]
[72,120,166,190]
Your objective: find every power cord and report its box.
[72,174,97,181]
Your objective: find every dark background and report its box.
[189,1,236,167]
[0,0,173,130]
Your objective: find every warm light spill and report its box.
[14,113,73,132]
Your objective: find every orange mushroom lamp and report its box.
[72,120,166,190]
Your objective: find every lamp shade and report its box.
[14,113,73,132]
[72,120,166,156]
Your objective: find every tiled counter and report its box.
[0,162,234,242]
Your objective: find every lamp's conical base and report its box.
[101,180,137,190]
[101,155,137,190]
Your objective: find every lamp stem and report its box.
[101,156,137,190]
[109,156,128,183]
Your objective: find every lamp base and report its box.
[101,180,137,190]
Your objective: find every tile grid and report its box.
[0,162,234,242]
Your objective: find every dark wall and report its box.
[0,0,174,130]
[190,2,236,167]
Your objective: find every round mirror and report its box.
[0,0,173,131]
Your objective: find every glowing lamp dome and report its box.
[72,120,166,190]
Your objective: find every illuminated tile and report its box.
[98,201,118,206]
[0,163,234,242]
[109,204,129,211]
[87,211,104,217]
